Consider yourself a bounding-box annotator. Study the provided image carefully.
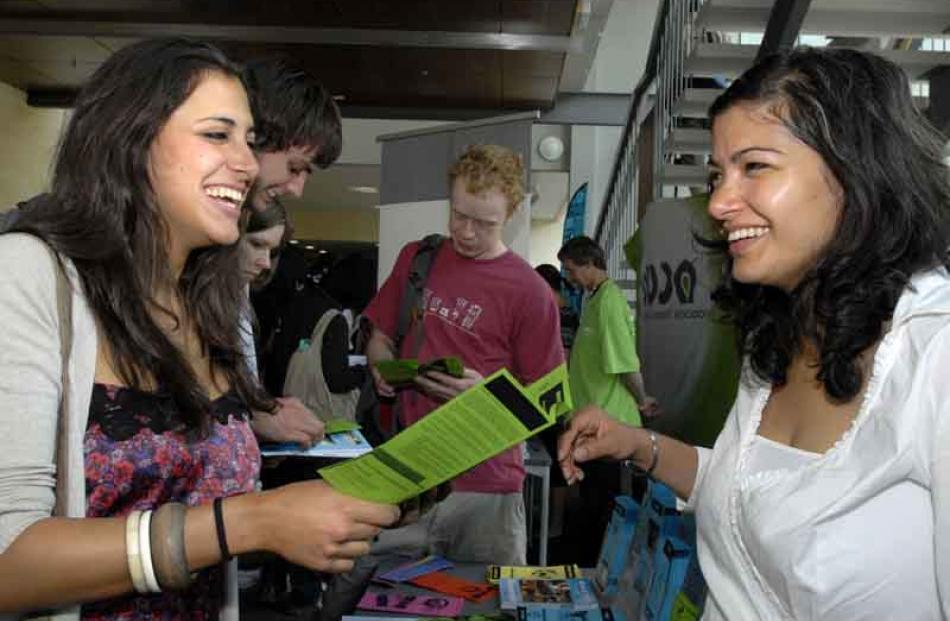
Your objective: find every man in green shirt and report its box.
[556,236,658,565]
[558,236,658,424]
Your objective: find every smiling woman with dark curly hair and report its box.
[559,46,950,620]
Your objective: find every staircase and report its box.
[596,0,950,278]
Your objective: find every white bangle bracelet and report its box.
[125,510,148,594]
[138,510,162,593]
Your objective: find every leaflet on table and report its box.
[319,367,562,503]
[410,571,497,603]
[517,606,616,621]
[357,590,464,617]
[260,428,372,458]
[377,555,454,583]
[499,578,599,611]
[486,564,582,584]
[344,615,512,621]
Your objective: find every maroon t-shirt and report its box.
[365,240,564,493]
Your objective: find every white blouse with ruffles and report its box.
[688,267,950,621]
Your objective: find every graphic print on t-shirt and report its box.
[422,287,484,334]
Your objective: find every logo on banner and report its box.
[641,259,705,320]
[641,260,697,305]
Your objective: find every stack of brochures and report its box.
[498,578,598,612]
[486,565,582,584]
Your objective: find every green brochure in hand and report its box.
[375,356,465,388]
[319,363,573,504]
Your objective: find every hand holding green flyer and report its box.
[319,363,573,504]
[375,357,465,388]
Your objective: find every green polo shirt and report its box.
[569,279,642,426]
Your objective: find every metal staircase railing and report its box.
[594,0,950,289]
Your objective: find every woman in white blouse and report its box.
[558,47,950,620]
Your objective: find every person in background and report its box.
[555,236,658,566]
[364,144,564,565]
[559,47,950,620]
[558,236,658,423]
[239,55,343,447]
[239,198,325,448]
[0,38,398,619]
[535,263,579,357]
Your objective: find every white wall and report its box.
[0,82,68,210]
[570,0,661,235]
[338,118,450,165]
[529,207,568,268]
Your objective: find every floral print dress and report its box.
[82,383,260,620]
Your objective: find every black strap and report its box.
[394,233,444,354]
[387,234,444,437]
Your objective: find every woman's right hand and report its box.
[251,480,400,573]
[557,405,643,484]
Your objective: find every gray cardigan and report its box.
[0,233,237,620]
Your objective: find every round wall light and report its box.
[538,135,565,162]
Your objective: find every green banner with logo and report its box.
[625,196,738,447]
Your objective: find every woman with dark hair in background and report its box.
[0,38,397,618]
[560,47,950,619]
[535,263,579,357]
[239,198,326,449]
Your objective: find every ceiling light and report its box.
[305,245,315,251]
[318,249,328,254]
[288,239,299,245]
[349,186,379,194]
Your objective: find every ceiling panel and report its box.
[1,0,575,33]
[0,34,110,61]
[0,0,577,117]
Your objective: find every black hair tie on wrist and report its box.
[213,497,232,562]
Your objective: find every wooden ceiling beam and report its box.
[0,18,582,52]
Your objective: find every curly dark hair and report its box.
[12,38,273,433]
[707,47,950,401]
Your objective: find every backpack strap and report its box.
[394,233,444,357]
[383,234,444,437]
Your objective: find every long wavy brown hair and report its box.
[12,38,274,433]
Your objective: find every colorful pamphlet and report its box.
[357,590,464,617]
[319,364,571,504]
[343,614,511,621]
[410,571,498,603]
[377,555,454,583]
[517,606,615,621]
[259,428,373,459]
[498,578,599,611]
[486,564,582,584]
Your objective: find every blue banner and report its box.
[561,183,588,314]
